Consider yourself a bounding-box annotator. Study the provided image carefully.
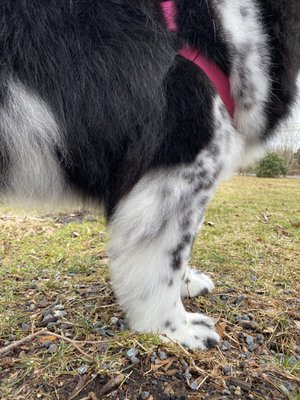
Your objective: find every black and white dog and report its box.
[0,1,299,349]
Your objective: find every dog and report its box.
[0,0,299,349]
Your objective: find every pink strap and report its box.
[161,1,235,118]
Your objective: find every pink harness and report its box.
[161,0,235,118]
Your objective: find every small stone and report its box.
[255,334,264,345]
[77,364,89,375]
[228,385,236,391]
[246,335,256,351]
[221,390,231,395]
[130,356,140,365]
[190,380,199,391]
[140,391,150,400]
[219,341,231,351]
[48,344,58,353]
[182,371,192,380]
[238,320,259,330]
[53,310,67,318]
[110,317,119,325]
[29,303,36,311]
[95,328,107,336]
[234,387,242,396]
[8,335,16,342]
[54,304,65,310]
[241,351,252,359]
[250,274,257,282]
[235,295,247,304]
[21,323,29,331]
[223,365,232,376]
[150,352,157,363]
[117,319,128,331]
[237,333,245,342]
[127,348,139,359]
[158,350,168,360]
[181,360,189,370]
[43,310,53,318]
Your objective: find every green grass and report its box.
[0,176,299,400]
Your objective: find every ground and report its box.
[0,176,299,400]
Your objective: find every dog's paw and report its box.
[161,312,220,350]
[181,267,214,298]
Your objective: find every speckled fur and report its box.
[0,0,299,348]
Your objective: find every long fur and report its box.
[0,0,299,349]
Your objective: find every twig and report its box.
[0,329,91,359]
[0,328,47,356]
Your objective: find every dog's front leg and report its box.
[108,168,220,350]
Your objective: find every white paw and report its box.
[161,312,220,350]
[181,267,215,298]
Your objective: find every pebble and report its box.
[238,320,259,330]
[8,335,16,342]
[117,319,128,331]
[234,387,242,396]
[127,348,139,358]
[223,365,232,376]
[233,295,247,304]
[77,364,89,375]
[110,317,119,325]
[222,390,231,396]
[21,323,29,331]
[43,310,53,318]
[241,351,252,359]
[219,341,231,351]
[158,350,168,360]
[255,334,265,345]
[228,385,236,391]
[53,310,67,318]
[150,352,157,363]
[246,335,256,351]
[140,391,150,400]
[48,344,58,353]
[126,348,140,364]
[181,360,189,370]
[54,304,64,310]
[182,371,192,380]
[189,380,199,391]
[95,327,107,336]
[29,303,36,311]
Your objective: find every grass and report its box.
[0,176,299,400]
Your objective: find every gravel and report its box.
[219,341,231,351]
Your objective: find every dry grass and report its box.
[0,176,299,400]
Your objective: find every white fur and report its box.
[214,0,271,142]
[108,96,244,349]
[181,267,215,298]
[0,79,65,203]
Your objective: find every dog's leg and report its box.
[109,97,243,349]
[109,168,221,349]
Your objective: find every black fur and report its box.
[0,0,299,217]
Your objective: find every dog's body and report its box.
[0,0,299,349]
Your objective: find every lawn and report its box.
[0,176,299,400]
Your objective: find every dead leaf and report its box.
[38,335,58,343]
[292,222,300,228]
[216,321,227,338]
